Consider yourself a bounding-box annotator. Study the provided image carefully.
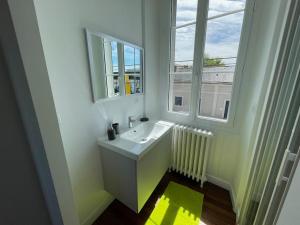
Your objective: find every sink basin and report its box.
[97,120,174,160]
[120,120,173,143]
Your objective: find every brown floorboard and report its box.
[93,171,236,225]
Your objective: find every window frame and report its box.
[167,0,255,128]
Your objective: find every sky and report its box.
[109,0,246,72]
[111,41,119,72]
[110,42,140,73]
[175,0,246,66]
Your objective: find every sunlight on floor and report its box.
[145,195,205,225]
[145,182,204,225]
[145,197,170,225]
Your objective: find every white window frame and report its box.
[166,0,255,128]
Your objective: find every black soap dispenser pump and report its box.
[107,123,116,141]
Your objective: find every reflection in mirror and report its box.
[124,45,143,95]
[104,40,120,97]
[86,29,143,102]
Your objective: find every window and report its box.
[169,0,247,121]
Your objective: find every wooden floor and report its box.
[93,171,236,225]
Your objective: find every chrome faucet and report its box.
[128,116,136,128]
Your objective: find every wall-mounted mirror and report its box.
[86,29,144,101]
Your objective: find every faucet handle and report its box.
[129,116,136,121]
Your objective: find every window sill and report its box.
[162,110,236,132]
[167,110,191,117]
[197,115,228,123]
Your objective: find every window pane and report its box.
[199,83,232,118]
[125,75,141,95]
[124,45,143,95]
[173,24,196,72]
[176,0,198,26]
[135,76,142,94]
[104,40,119,75]
[134,49,141,74]
[208,0,246,18]
[169,74,192,114]
[204,12,244,62]
[106,75,120,97]
[199,1,245,120]
[111,41,119,73]
[169,0,197,114]
[124,46,142,74]
[124,45,135,73]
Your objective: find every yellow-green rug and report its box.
[145,181,204,225]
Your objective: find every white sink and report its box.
[97,120,174,160]
[121,120,173,143]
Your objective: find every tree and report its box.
[203,54,224,67]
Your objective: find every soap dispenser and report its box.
[107,123,116,141]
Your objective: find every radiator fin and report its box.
[171,124,213,187]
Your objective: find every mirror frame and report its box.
[85,28,145,102]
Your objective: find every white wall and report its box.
[234,0,289,213]
[0,2,56,223]
[276,162,300,225]
[31,0,160,224]
[144,0,160,120]
[31,0,141,224]
[7,1,80,225]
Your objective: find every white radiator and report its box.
[171,124,213,187]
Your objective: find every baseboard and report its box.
[81,195,114,225]
[206,174,240,221]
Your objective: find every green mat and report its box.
[145,181,204,225]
